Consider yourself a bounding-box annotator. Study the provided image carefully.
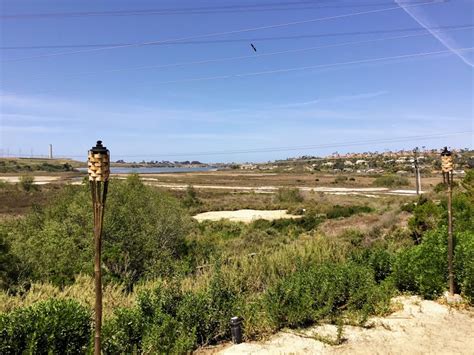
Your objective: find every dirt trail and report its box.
[215,296,474,355]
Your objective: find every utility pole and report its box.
[441,147,454,296]
[49,144,53,159]
[88,141,110,355]
[413,147,421,195]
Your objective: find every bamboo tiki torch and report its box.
[88,140,110,355]
[441,147,454,296]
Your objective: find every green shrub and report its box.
[326,205,373,219]
[0,231,20,290]
[102,307,144,354]
[373,175,409,188]
[6,175,192,287]
[19,175,35,192]
[0,299,91,354]
[264,262,393,328]
[351,247,393,283]
[408,198,441,244]
[183,185,201,208]
[274,188,303,204]
[454,231,474,303]
[393,229,447,299]
[103,270,239,352]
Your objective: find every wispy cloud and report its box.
[395,0,473,67]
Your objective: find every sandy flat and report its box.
[217,296,474,355]
[0,176,61,184]
[193,209,302,223]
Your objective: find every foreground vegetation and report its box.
[0,171,473,353]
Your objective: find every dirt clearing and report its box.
[215,296,474,355]
[193,209,302,223]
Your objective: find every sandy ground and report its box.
[116,179,421,197]
[214,296,474,355]
[193,209,302,223]
[0,176,61,185]
[0,174,422,196]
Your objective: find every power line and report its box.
[10,46,473,97]
[2,24,470,50]
[147,47,474,85]
[0,1,438,19]
[59,131,472,158]
[2,1,440,63]
[31,26,472,79]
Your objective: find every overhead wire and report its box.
[57,131,472,158]
[29,25,472,79]
[1,1,441,63]
[0,0,437,19]
[3,24,470,50]
[145,47,474,85]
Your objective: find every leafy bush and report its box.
[326,205,373,219]
[454,231,474,302]
[0,299,91,354]
[265,262,393,328]
[183,185,201,208]
[350,246,393,283]
[103,270,238,352]
[407,197,441,244]
[0,231,20,290]
[6,175,192,287]
[373,175,409,188]
[274,188,303,204]
[393,229,447,299]
[19,175,35,192]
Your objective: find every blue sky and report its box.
[0,0,473,162]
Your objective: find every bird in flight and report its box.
[250,43,257,52]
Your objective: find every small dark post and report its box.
[413,147,421,195]
[230,317,243,344]
[88,140,110,355]
[441,147,454,296]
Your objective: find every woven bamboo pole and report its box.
[441,147,454,296]
[88,141,110,355]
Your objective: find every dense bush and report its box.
[274,188,303,204]
[0,232,20,290]
[393,229,447,298]
[183,185,201,208]
[373,175,409,188]
[407,197,441,244]
[0,299,91,354]
[265,262,393,328]
[454,231,474,302]
[5,175,192,287]
[326,205,373,219]
[102,271,238,353]
[393,227,474,300]
[19,175,35,192]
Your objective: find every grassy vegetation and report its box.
[0,170,473,353]
[0,158,79,173]
[373,175,410,188]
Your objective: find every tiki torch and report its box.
[441,147,454,296]
[88,140,110,355]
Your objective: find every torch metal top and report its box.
[441,146,452,156]
[90,140,108,154]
